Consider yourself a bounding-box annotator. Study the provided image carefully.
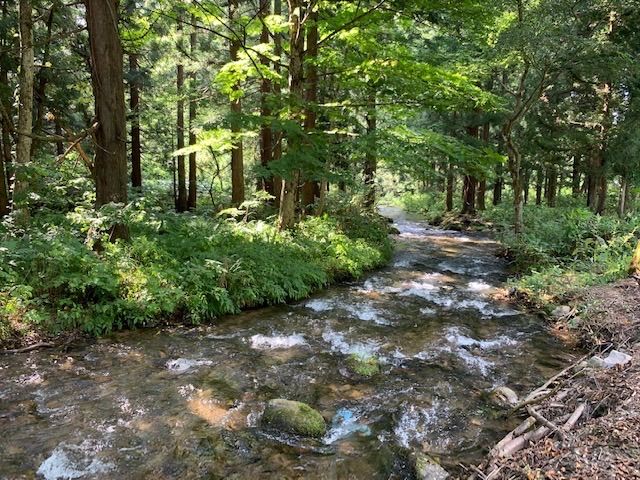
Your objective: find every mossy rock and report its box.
[262,399,326,437]
[346,354,380,377]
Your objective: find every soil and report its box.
[462,278,640,479]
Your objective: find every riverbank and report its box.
[462,277,640,479]
[0,207,393,351]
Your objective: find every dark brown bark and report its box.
[187,15,197,210]
[0,60,10,216]
[85,0,129,240]
[129,52,142,188]
[546,164,557,207]
[229,0,244,206]
[54,121,64,156]
[492,176,503,206]
[461,126,478,215]
[476,180,486,211]
[272,0,283,207]
[301,9,320,212]
[258,0,274,197]
[535,167,544,205]
[446,163,454,212]
[175,13,187,212]
[126,0,141,189]
[461,175,477,215]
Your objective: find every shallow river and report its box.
[0,208,573,479]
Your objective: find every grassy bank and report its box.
[0,204,393,346]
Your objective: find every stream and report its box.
[0,208,573,479]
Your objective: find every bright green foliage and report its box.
[0,205,392,340]
[346,353,380,377]
[481,202,640,307]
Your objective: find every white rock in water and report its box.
[603,350,632,368]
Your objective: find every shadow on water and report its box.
[0,207,575,479]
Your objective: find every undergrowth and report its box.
[481,200,640,309]
[0,202,392,343]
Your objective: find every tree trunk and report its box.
[272,0,283,207]
[0,54,10,216]
[503,129,524,234]
[461,175,477,215]
[493,165,503,206]
[572,156,581,197]
[175,13,187,212]
[546,165,557,207]
[129,52,142,188]
[363,90,376,210]
[258,0,274,197]
[229,0,245,206]
[85,0,129,240]
[476,180,486,211]
[15,0,34,218]
[187,15,197,210]
[535,167,543,205]
[31,3,55,157]
[301,9,319,213]
[617,175,628,218]
[278,0,305,230]
[446,163,454,212]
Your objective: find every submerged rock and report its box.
[346,354,380,377]
[262,399,326,437]
[413,452,449,480]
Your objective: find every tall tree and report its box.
[277,0,305,229]
[301,8,319,213]
[85,0,129,240]
[187,14,197,210]
[258,0,274,197]
[175,11,187,212]
[128,0,142,189]
[229,0,244,206]
[363,90,377,210]
[14,0,34,218]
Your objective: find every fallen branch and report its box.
[562,403,586,431]
[1,341,55,355]
[527,405,565,440]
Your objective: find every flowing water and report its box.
[0,208,573,479]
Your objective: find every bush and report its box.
[480,202,640,307]
[0,205,392,342]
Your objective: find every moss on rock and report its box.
[346,354,380,377]
[262,399,326,437]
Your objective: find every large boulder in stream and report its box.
[262,399,326,437]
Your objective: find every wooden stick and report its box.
[527,405,565,440]
[1,341,55,355]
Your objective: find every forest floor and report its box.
[465,278,640,479]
